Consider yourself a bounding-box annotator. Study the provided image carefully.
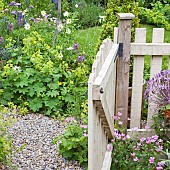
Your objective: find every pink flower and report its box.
[156,167,163,170]
[113,116,117,120]
[132,127,138,131]
[156,145,163,152]
[149,157,155,164]
[131,153,136,157]
[133,157,138,161]
[145,125,150,130]
[117,112,122,117]
[107,144,113,151]
[140,137,146,143]
[118,121,123,125]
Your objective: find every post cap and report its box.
[117,13,135,20]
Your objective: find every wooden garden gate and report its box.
[88,13,170,170]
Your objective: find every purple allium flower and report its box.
[0,36,3,44]
[144,70,170,107]
[149,157,155,164]
[8,1,16,7]
[8,23,13,32]
[11,10,17,15]
[156,167,163,170]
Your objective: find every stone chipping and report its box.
[5,113,84,170]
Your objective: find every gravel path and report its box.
[5,113,84,170]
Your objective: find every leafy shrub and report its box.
[0,104,14,168]
[99,0,140,43]
[53,117,88,166]
[0,30,89,116]
[68,0,104,29]
[138,3,170,30]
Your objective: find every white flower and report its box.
[58,53,63,59]
[13,66,21,72]
[22,9,28,15]
[67,47,73,51]
[75,4,78,8]
[66,19,72,24]
[63,11,69,17]
[41,10,46,17]
[57,24,64,32]
[66,28,71,34]
[24,23,30,30]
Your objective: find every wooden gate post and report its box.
[116,13,135,129]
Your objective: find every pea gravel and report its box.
[5,113,84,170]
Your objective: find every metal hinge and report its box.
[114,43,123,62]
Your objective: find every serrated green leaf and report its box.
[29,98,43,112]
[44,98,59,109]
[46,90,59,97]
[65,94,74,103]
[47,83,59,90]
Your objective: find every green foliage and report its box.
[99,0,140,43]
[53,120,88,166]
[0,105,14,167]
[68,0,104,29]
[138,2,170,30]
[111,113,167,170]
[0,0,3,17]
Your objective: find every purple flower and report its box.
[8,23,13,32]
[0,36,3,44]
[14,3,21,7]
[18,19,23,27]
[11,10,17,15]
[156,167,163,170]
[8,1,16,7]
[144,70,170,107]
[74,43,78,50]
[149,157,155,164]
[29,17,35,22]
[76,55,85,62]
[18,12,24,20]
[29,5,34,9]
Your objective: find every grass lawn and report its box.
[140,24,170,42]
[75,26,103,56]
[75,24,170,56]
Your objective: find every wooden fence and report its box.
[88,13,170,170]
